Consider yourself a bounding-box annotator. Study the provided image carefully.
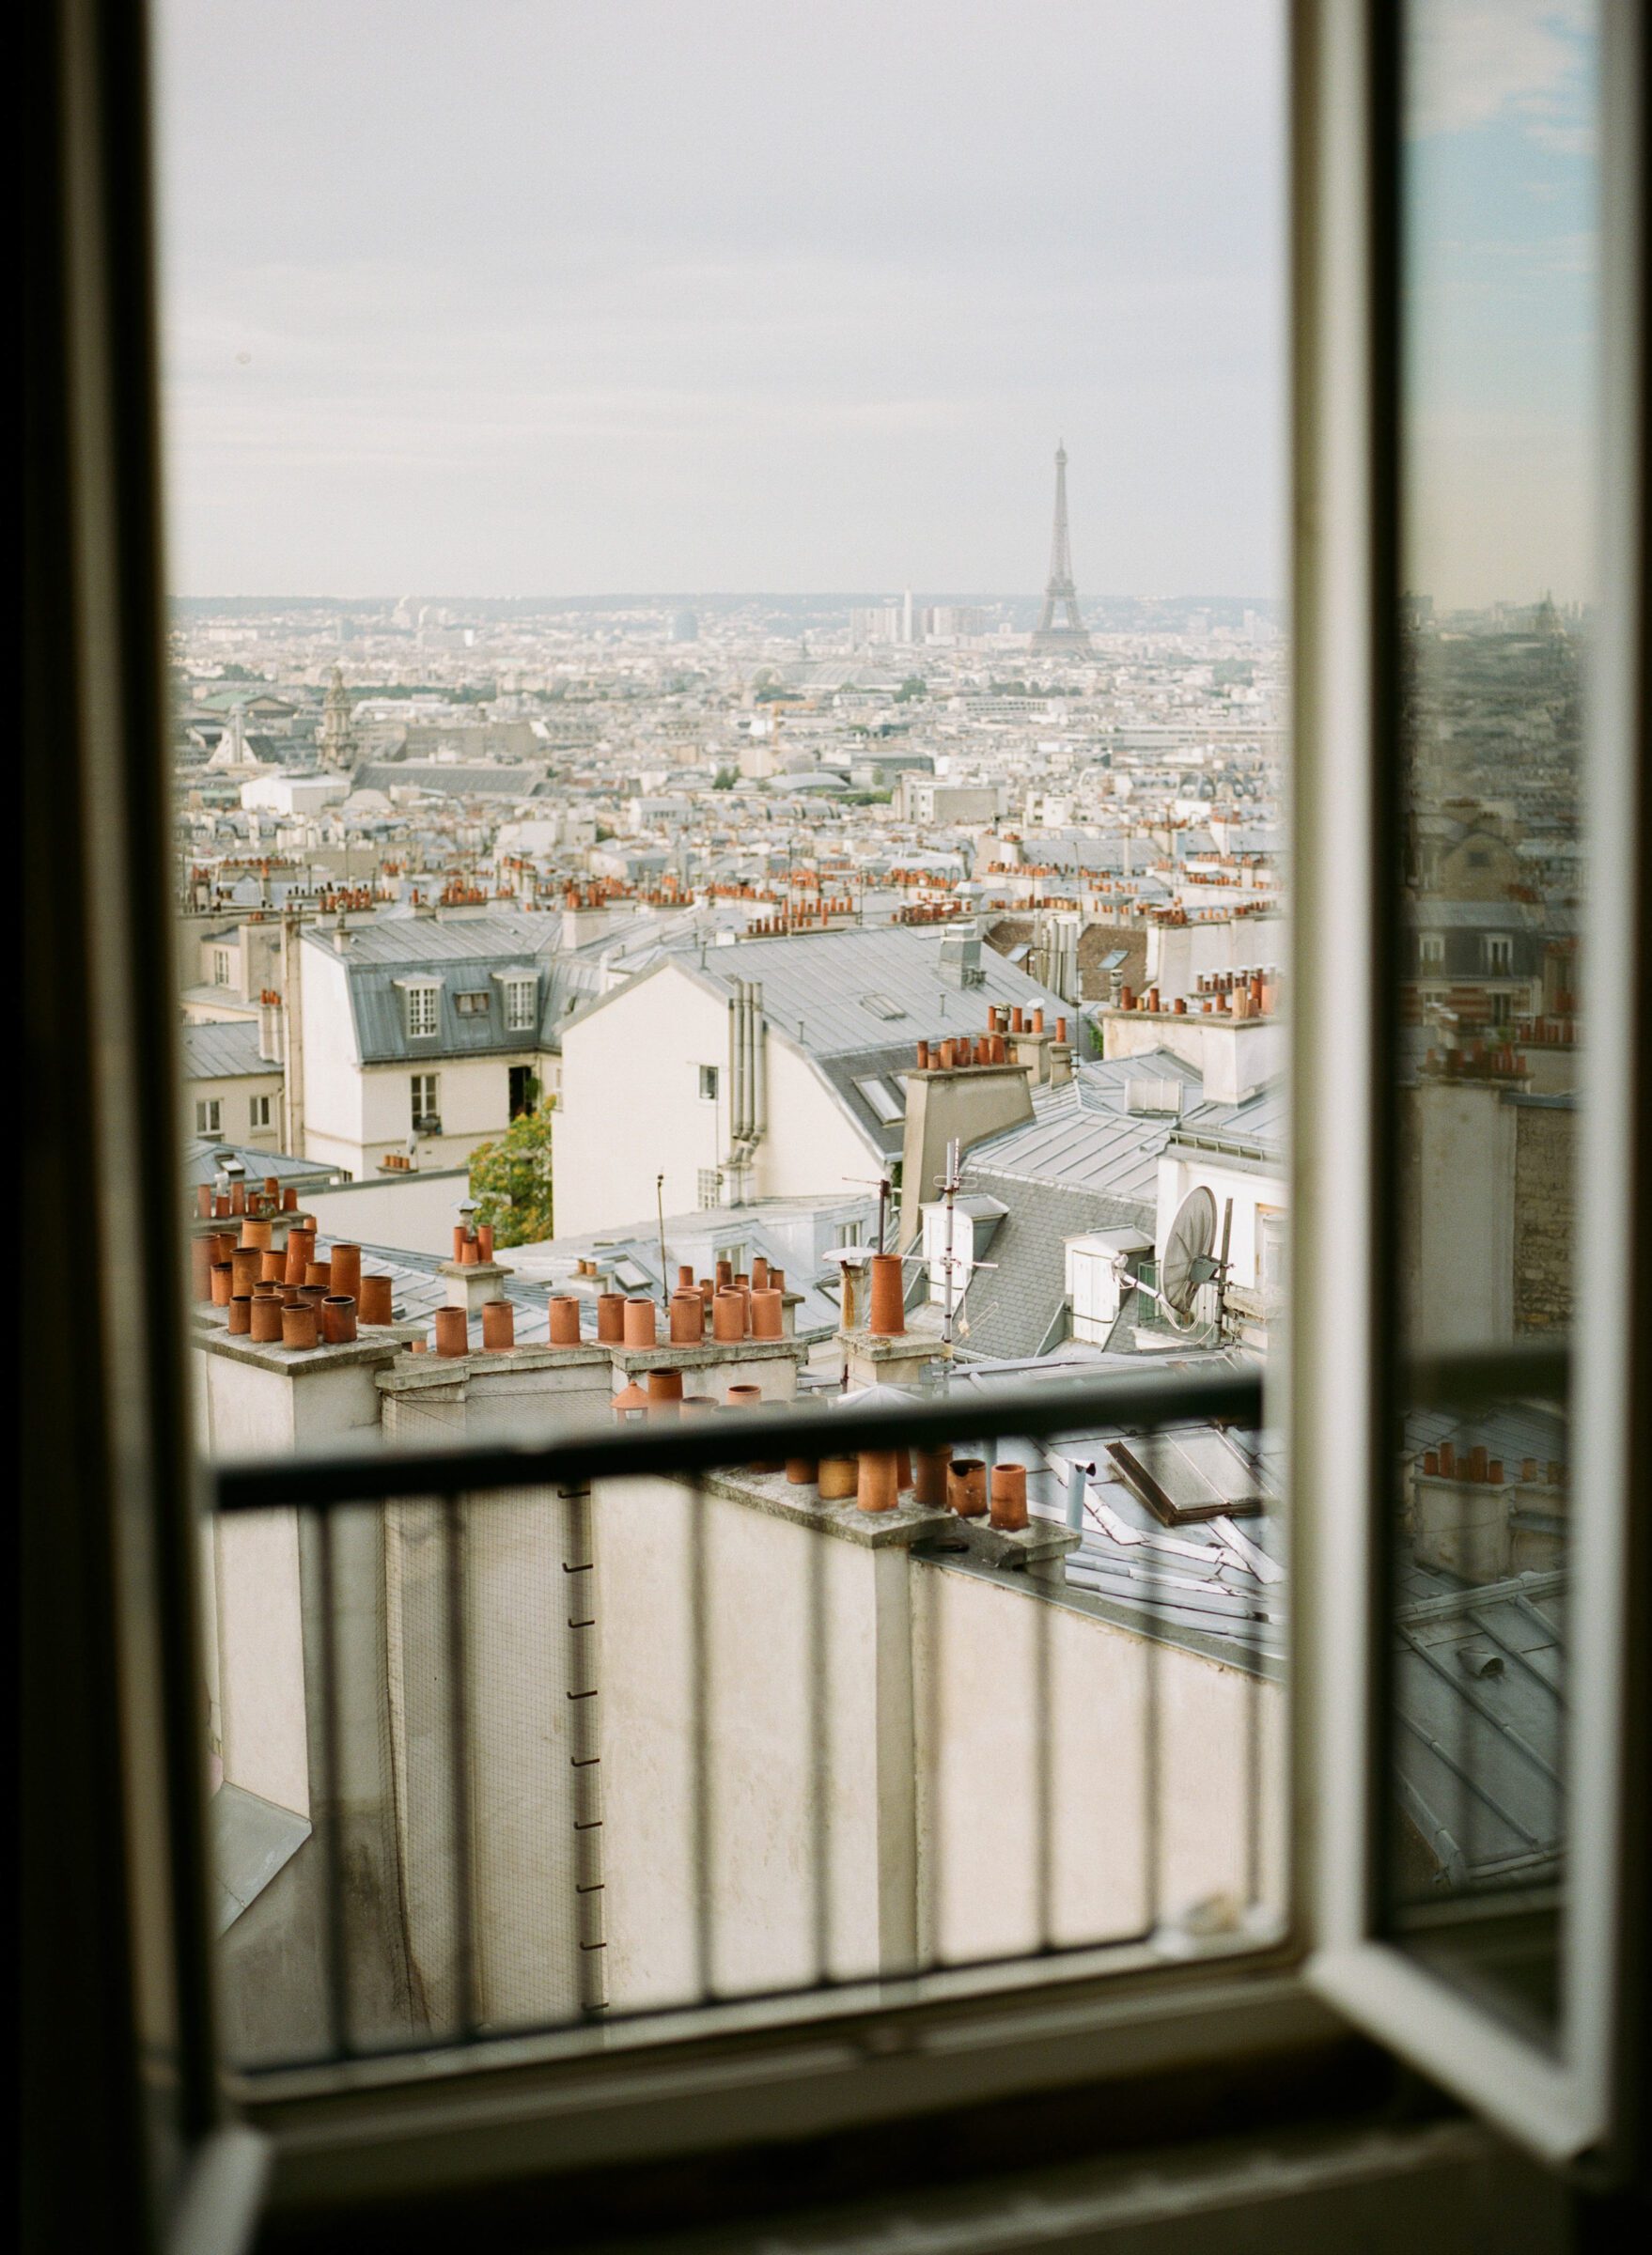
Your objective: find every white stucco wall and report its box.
[556,963,881,1239]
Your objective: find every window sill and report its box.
[241,1953,1348,2221]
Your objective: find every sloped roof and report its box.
[307,912,563,1064]
[662,925,1068,1061]
[180,1020,276,1082]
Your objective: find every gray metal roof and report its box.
[663,925,1068,1061]
[307,912,563,1064]
[180,1020,275,1082]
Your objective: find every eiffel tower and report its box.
[1032,440,1093,654]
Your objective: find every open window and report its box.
[1294,0,1647,2171]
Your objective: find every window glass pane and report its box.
[1389,0,1598,2041]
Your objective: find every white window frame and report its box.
[502,975,537,1033]
[411,1072,440,1130]
[1293,0,1644,2171]
[399,976,442,1038]
[195,1097,221,1135]
[249,1094,271,1130]
[698,1064,719,1102]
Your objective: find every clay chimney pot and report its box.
[622,1297,658,1347]
[480,1299,515,1352]
[359,1274,395,1326]
[434,1307,469,1359]
[867,1252,905,1337]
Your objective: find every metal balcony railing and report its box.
[210,1362,1279,2076]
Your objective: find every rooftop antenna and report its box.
[656,1173,669,1294]
[1128,1184,1222,1335]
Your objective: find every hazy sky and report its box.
[155,0,1286,599]
[1405,0,1599,610]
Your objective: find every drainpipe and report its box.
[280,910,305,1158]
[750,980,767,1157]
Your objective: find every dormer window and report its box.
[395,974,442,1038]
[494,966,538,1034]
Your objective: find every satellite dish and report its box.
[1161,1186,1218,1326]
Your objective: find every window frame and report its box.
[31,0,1646,2240]
[411,1071,441,1132]
[1292,0,1648,2173]
[195,1096,221,1135]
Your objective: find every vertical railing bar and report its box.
[443,1491,478,2040]
[314,1504,351,2060]
[688,1471,711,2001]
[1458,1424,1477,1898]
[1036,1540,1054,1954]
[1143,1425,1163,1940]
[1243,1508,1264,1913]
[807,1494,829,1988]
[924,1518,944,1970]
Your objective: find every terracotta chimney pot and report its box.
[227,1294,252,1336]
[480,1299,515,1352]
[715,1259,733,1288]
[434,1307,469,1359]
[857,1450,900,1514]
[913,1444,951,1508]
[867,1252,905,1336]
[241,1217,271,1252]
[281,1304,318,1351]
[1423,1450,1440,1476]
[1011,1005,1025,1033]
[285,1227,315,1286]
[323,1296,358,1345]
[712,1290,746,1343]
[647,1368,684,1415]
[612,1378,650,1420]
[547,1293,583,1345]
[669,1289,705,1344]
[751,1255,770,1290]
[622,1297,657,1347]
[282,1188,298,1212]
[195,1185,212,1220]
[1440,1441,1457,1477]
[230,1182,247,1216]
[597,1292,627,1344]
[750,1288,784,1339]
[818,1456,859,1501]
[476,1223,495,1264]
[191,1237,214,1301]
[947,1456,988,1518]
[785,1458,818,1486]
[990,1462,1029,1532]
[1522,1457,1537,1483]
[770,1267,786,1295]
[359,1274,395,1326]
[231,1247,261,1298]
[460,1235,480,1267]
[916,1039,930,1069]
[259,1250,285,1283]
[329,1244,362,1301]
[1056,1017,1068,1044]
[678,1264,696,1290]
[304,1261,332,1292]
[249,1297,284,1344]
[725,1383,763,1410]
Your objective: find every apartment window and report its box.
[503,974,537,1032]
[834,1220,863,1250]
[403,982,440,1037]
[1482,935,1513,973]
[211,946,232,986]
[696,1167,723,1209]
[411,1073,440,1131]
[455,988,491,1018]
[249,1094,271,1130]
[698,1065,718,1102]
[195,1097,221,1135]
[1417,933,1444,970]
[853,1073,905,1124]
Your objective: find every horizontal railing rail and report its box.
[213,1362,1267,1513]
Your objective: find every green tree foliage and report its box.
[712,766,738,789]
[468,1105,554,1246]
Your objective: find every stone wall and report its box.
[1513,1102,1575,1333]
